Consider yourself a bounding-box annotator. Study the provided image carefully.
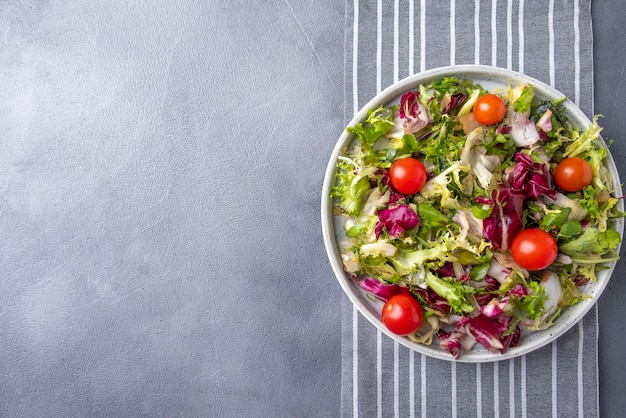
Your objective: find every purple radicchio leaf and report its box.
[475,195,493,205]
[484,276,501,292]
[482,184,525,250]
[415,129,434,142]
[458,266,472,282]
[441,93,467,114]
[381,172,406,205]
[475,292,497,307]
[414,287,451,313]
[399,90,432,134]
[375,204,420,239]
[573,275,590,287]
[580,220,590,232]
[451,315,473,332]
[356,277,402,301]
[538,129,551,142]
[437,329,464,359]
[486,260,512,284]
[510,112,540,147]
[499,324,521,354]
[495,125,512,135]
[506,284,529,297]
[467,314,510,351]
[480,297,510,318]
[479,284,528,322]
[535,109,553,132]
[509,152,557,199]
[436,262,456,278]
[475,276,503,306]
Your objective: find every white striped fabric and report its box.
[341,1,598,417]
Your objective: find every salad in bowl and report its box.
[321,66,623,361]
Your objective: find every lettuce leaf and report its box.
[513,84,535,114]
[392,247,449,275]
[510,281,548,321]
[424,271,475,314]
[564,115,603,159]
[539,207,572,231]
[330,161,376,215]
[559,227,621,260]
[347,106,396,146]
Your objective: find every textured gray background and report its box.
[0,1,624,417]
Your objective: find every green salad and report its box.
[331,76,623,359]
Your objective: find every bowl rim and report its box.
[321,64,624,362]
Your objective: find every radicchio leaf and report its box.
[439,313,521,358]
[458,267,472,282]
[475,292,498,306]
[356,277,404,301]
[480,297,510,317]
[437,330,464,359]
[436,262,456,278]
[441,93,467,114]
[573,275,590,287]
[480,284,529,317]
[495,125,512,135]
[399,91,432,134]
[510,111,540,147]
[482,184,525,250]
[467,315,510,351]
[375,204,420,239]
[486,259,512,283]
[500,325,521,354]
[475,196,493,205]
[535,109,553,132]
[414,287,451,313]
[506,284,529,297]
[509,152,557,199]
[484,276,501,292]
[381,172,406,205]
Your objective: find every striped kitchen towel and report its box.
[341,1,598,417]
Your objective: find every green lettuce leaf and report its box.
[510,281,547,321]
[557,219,583,240]
[347,106,395,146]
[564,115,603,159]
[539,207,572,231]
[513,85,535,114]
[424,271,475,313]
[392,246,449,275]
[330,161,376,215]
[559,226,621,260]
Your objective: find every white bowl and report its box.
[321,65,624,362]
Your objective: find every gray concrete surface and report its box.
[0,1,344,416]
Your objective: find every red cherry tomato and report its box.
[553,157,593,192]
[472,94,507,125]
[389,158,427,195]
[381,294,424,336]
[511,229,558,271]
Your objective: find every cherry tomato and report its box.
[511,228,558,271]
[553,157,593,192]
[389,158,427,195]
[381,294,424,336]
[472,94,507,125]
